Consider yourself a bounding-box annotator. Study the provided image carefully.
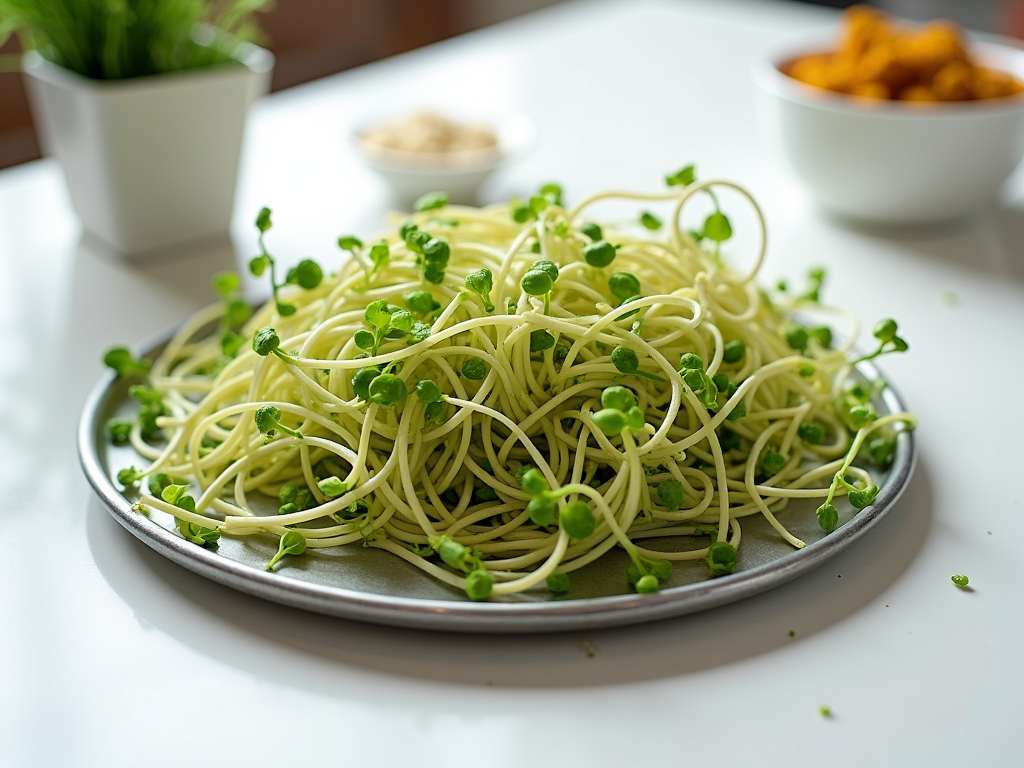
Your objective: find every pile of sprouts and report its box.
[105,168,914,601]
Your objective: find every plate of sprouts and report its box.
[80,170,916,633]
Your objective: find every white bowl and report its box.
[352,111,536,208]
[752,34,1024,225]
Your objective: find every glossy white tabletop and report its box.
[2,1,1022,766]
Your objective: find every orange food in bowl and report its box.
[783,5,1024,103]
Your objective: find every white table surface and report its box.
[2,1,1022,766]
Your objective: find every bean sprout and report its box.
[109,179,915,600]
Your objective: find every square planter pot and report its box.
[23,43,274,257]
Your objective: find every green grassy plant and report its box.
[0,0,269,79]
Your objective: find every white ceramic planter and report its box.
[23,44,273,257]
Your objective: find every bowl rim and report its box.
[351,109,537,177]
[752,30,1024,118]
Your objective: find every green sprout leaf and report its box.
[462,358,488,381]
[415,379,443,404]
[527,496,557,526]
[278,482,299,505]
[538,182,564,207]
[665,164,696,187]
[798,421,826,445]
[421,237,451,284]
[601,386,637,413]
[521,269,553,296]
[868,436,894,466]
[255,405,303,439]
[414,191,449,212]
[318,476,347,498]
[724,399,746,421]
[719,429,741,452]
[265,530,307,571]
[608,271,640,302]
[364,299,391,329]
[816,502,839,532]
[362,300,414,355]
[520,468,558,526]
[583,240,617,268]
[128,385,167,439]
[560,500,597,539]
[785,325,809,351]
[250,208,319,314]
[216,275,252,359]
[285,259,323,290]
[353,329,375,350]
[799,266,827,303]
[361,241,390,287]
[465,268,495,312]
[161,483,189,506]
[849,405,877,429]
[519,468,549,497]
[854,318,910,364]
[678,353,703,371]
[252,326,281,357]
[761,449,787,476]
[624,406,645,430]
[388,309,413,333]
[248,253,270,277]
[531,259,559,282]
[424,400,445,427]
[702,211,732,243]
[402,290,439,316]
[473,485,499,504]
[592,408,628,436]
[147,473,179,497]
[178,520,220,547]
[212,271,240,297]
[809,325,832,348]
[511,200,534,223]
[117,466,143,486]
[333,498,371,522]
[223,295,251,329]
[847,484,879,509]
[707,541,737,576]
[520,259,558,313]
[610,345,664,382]
[464,569,493,601]
[611,345,639,374]
[635,574,660,594]
[657,478,684,511]
[874,318,898,343]
[722,339,746,364]
[337,235,363,251]
[530,329,556,353]
[407,322,432,346]
[102,347,151,378]
[106,418,133,444]
[546,572,571,594]
[639,211,662,230]
[352,367,381,400]
[367,373,408,408]
[429,535,479,574]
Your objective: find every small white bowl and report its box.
[752,34,1024,226]
[353,111,536,208]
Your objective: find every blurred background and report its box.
[2,0,1023,171]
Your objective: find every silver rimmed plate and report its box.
[79,329,915,633]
